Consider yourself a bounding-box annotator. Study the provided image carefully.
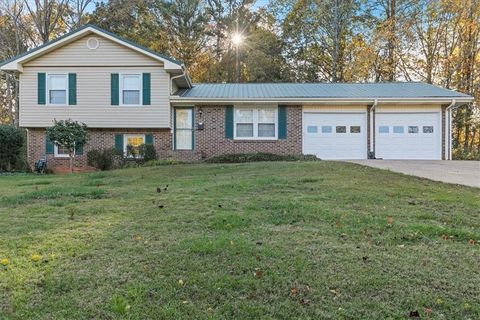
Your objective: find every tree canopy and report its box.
[0,0,479,157]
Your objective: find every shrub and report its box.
[0,125,24,172]
[126,144,157,164]
[453,148,480,160]
[205,152,319,163]
[87,148,119,170]
[140,144,157,162]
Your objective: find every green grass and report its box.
[0,161,479,319]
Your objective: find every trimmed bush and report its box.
[205,152,319,163]
[140,144,157,162]
[87,148,119,170]
[0,125,24,172]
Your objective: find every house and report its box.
[0,25,474,170]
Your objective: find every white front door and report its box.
[375,112,441,160]
[303,112,367,159]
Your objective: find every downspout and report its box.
[445,99,456,160]
[369,99,378,158]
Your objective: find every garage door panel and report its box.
[303,112,367,160]
[376,113,441,160]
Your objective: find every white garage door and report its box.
[375,113,441,160]
[303,113,367,159]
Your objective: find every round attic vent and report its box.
[86,37,99,50]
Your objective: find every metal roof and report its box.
[174,82,471,100]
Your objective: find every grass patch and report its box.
[0,186,106,206]
[0,161,478,319]
[205,152,319,163]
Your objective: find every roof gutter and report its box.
[170,67,192,92]
[370,99,378,155]
[170,97,473,105]
[445,99,459,160]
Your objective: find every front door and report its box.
[174,108,194,150]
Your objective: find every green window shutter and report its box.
[145,134,153,145]
[225,105,234,139]
[111,73,119,105]
[68,73,77,105]
[278,105,287,139]
[142,73,151,105]
[75,143,83,155]
[45,135,54,154]
[38,73,46,105]
[115,134,124,153]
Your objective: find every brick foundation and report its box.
[26,106,303,170]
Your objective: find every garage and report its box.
[375,112,441,160]
[303,112,367,159]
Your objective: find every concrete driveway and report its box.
[348,160,480,188]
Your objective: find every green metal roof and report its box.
[174,82,471,100]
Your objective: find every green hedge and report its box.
[205,152,319,163]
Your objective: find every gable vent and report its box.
[86,37,99,50]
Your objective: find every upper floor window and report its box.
[48,74,67,105]
[234,107,277,139]
[121,74,141,105]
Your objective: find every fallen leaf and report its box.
[409,310,420,318]
[253,268,264,279]
[424,307,432,314]
[178,279,184,285]
[133,235,142,241]
[387,216,394,225]
[290,287,297,296]
[31,254,42,262]
[0,258,9,266]
[329,288,340,296]
[468,239,477,245]
[436,298,444,305]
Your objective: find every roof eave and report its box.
[170,97,474,105]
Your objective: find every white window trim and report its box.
[46,73,68,106]
[119,73,142,106]
[54,143,71,158]
[123,134,146,157]
[233,106,278,140]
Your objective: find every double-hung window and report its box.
[121,74,141,105]
[234,107,277,139]
[48,74,68,105]
[54,144,70,158]
[124,134,145,156]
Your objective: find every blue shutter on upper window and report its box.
[142,73,151,105]
[68,73,77,105]
[38,73,46,105]
[111,74,119,105]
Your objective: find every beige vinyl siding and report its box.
[24,33,161,67]
[20,66,170,128]
[376,104,442,113]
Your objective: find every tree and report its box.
[46,119,87,172]
[0,124,23,171]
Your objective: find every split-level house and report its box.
[0,25,474,170]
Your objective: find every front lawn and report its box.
[0,161,479,319]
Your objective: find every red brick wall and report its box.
[26,105,303,169]
[193,105,302,158]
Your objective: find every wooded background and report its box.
[1,0,479,158]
